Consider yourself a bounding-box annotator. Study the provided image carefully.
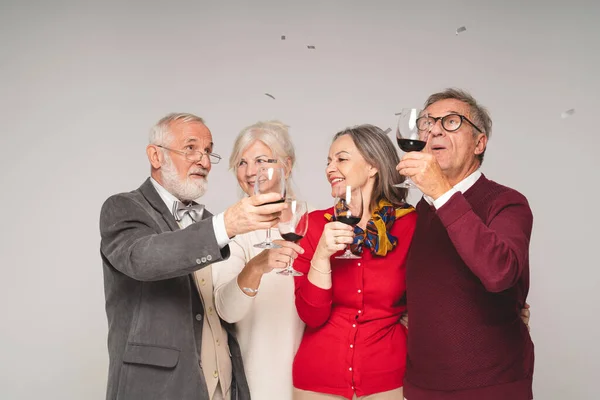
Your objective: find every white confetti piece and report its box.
[394,112,402,115]
[383,128,392,134]
[456,26,467,35]
[307,45,315,49]
[561,108,575,118]
[264,93,275,100]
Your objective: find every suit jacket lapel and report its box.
[138,178,180,232]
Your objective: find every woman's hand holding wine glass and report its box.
[312,185,363,262]
[332,185,363,259]
[246,240,304,275]
[313,222,354,261]
[277,199,310,276]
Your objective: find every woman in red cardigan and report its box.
[292,124,416,400]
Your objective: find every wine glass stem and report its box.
[266,228,272,243]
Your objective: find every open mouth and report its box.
[329,177,345,186]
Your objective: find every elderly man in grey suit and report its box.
[100,113,286,400]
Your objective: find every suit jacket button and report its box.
[195,314,202,321]
[207,255,212,261]
[213,370,218,378]
[201,257,207,263]
[196,258,202,264]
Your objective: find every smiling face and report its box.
[326,134,377,198]
[236,140,278,196]
[149,120,214,201]
[423,98,487,185]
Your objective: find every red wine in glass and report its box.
[334,186,363,260]
[277,199,309,276]
[336,216,361,226]
[254,166,287,249]
[397,138,426,152]
[262,197,286,206]
[280,232,304,242]
[394,108,427,189]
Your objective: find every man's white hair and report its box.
[149,113,206,146]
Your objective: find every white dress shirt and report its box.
[150,178,230,248]
[424,170,482,209]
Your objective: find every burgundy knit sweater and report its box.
[404,175,534,400]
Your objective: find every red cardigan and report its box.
[404,175,534,400]
[293,207,417,399]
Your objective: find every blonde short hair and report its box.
[229,120,296,196]
[229,120,296,173]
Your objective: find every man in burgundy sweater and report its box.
[397,88,534,399]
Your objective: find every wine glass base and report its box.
[254,242,282,249]
[276,268,303,277]
[335,253,361,260]
[393,180,418,189]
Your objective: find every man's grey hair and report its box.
[149,113,206,146]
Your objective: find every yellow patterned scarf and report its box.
[325,199,415,256]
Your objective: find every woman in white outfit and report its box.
[212,120,306,400]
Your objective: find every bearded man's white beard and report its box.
[160,154,208,201]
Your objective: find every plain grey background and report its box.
[1,0,598,399]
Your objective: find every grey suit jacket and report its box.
[100,178,250,400]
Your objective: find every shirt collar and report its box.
[150,177,180,212]
[424,170,482,205]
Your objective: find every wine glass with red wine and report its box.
[333,185,363,260]
[277,199,309,276]
[254,166,286,249]
[395,108,428,189]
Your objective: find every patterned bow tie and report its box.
[172,201,205,222]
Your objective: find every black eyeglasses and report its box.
[416,113,483,133]
[157,145,222,164]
